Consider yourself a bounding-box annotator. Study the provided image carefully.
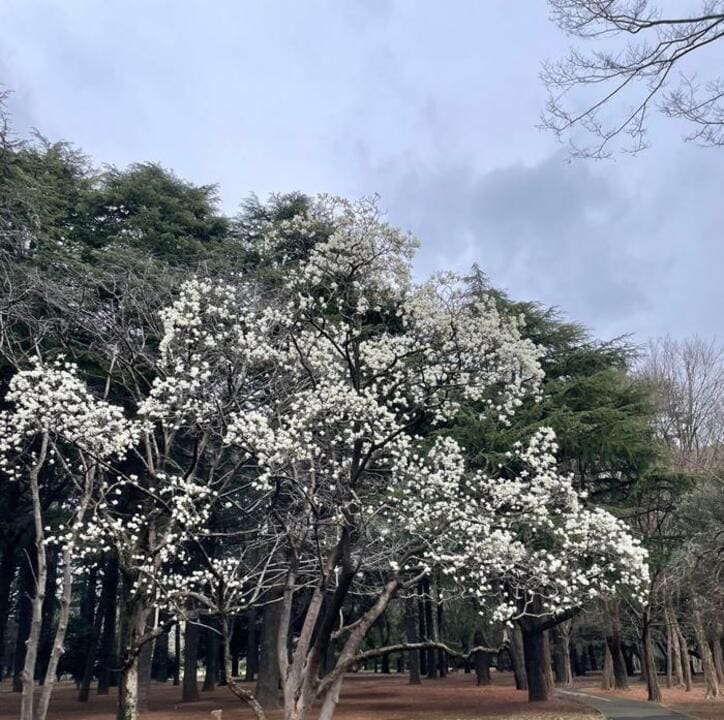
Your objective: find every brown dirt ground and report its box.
[575,676,724,720]
[0,672,599,720]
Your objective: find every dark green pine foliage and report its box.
[78,162,229,264]
[450,266,658,504]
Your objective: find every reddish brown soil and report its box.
[575,676,724,720]
[0,673,598,720]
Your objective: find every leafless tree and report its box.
[641,335,724,476]
[542,1,724,156]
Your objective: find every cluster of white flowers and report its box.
[140,278,280,426]
[0,359,137,479]
[430,428,650,622]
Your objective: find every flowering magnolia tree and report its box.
[0,360,135,720]
[143,196,648,720]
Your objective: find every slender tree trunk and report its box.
[435,594,446,678]
[0,549,16,682]
[138,606,157,714]
[380,622,391,674]
[692,597,720,699]
[404,596,421,685]
[153,626,169,683]
[570,644,585,676]
[137,637,153,713]
[245,608,258,681]
[587,644,598,671]
[21,436,49,720]
[173,622,181,686]
[78,568,102,701]
[256,595,282,710]
[182,621,200,702]
[543,630,555,697]
[203,623,218,691]
[552,623,573,687]
[665,610,674,688]
[710,624,724,685]
[601,644,614,689]
[37,540,81,720]
[510,624,528,690]
[97,556,119,695]
[317,675,345,720]
[664,597,684,687]
[13,557,34,693]
[417,585,427,676]
[422,578,437,679]
[642,612,662,703]
[78,592,104,700]
[220,615,266,720]
[36,545,58,683]
[676,620,692,691]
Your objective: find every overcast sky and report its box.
[2,1,722,343]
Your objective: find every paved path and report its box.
[558,688,690,719]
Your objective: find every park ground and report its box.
[0,672,722,720]
[573,676,724,720]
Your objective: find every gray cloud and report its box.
[1,0,722,343]
[372,150,723,342]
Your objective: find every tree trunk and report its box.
[665,609,674,688]
[220,615,266,720]
[473,629,491,686]
[692,597,720,699]
[173,622,181,686]
[422,578,437,679]
[543,630,555,697]
[137,637,154,713]
[36,545,58,683]
[0,549,16,682]
[435,594,446,678]
[664,597,684,688]
[203,624,218,691]
[587,644,598,671]
[676,621,692,691]
[96,556,119,695]
[255,594,282,710]
[153,626,169,683]
[552,623,573,687]
[710,624,724,686]
[570,644,585,676]
[642,612,662,703]
[38,536,84,720]
[13,557,34,693]
[604,600,629,690]
[601,644,614,689]
[21,438,49,720]
[116,592,151,720]
[245,608,258,682]
[78,569,103,701]
[182,621,200,702]
[404,596,421,685]
[521,622,551,702]
[510,624,528,690]
[117,654,139,720]
[417,586,427,676]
